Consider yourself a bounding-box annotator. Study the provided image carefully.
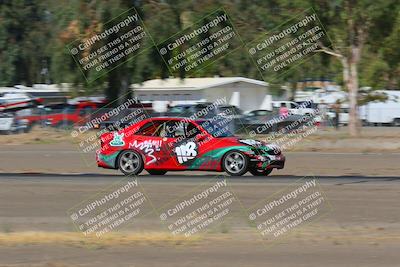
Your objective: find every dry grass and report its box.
[0,127,74,145]
[0,231,201,247]
[0,126,99,146]
[0,263,79,267]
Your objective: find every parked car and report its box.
[96,117,285,176]
[245,109,273,121]
[18,102,97,129]
[0,112,29,134]
[216,105,244,117]
[243,109,317,134]
[272,100,317,116]
[243,109,276,133]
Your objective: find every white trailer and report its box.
[359,91,400,126]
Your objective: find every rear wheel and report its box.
[117,150,144,176]
[222,151,249,176]
[147,170,167,175]
[249,168,273,176]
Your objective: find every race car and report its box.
[96,117,285,176]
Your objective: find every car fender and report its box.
[183,145,251,170]
[218,146,254,168]
[220,146,254,158]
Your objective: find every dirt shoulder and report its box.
[2,126,400,153]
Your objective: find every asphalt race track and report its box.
[0,173,399,267]
[0,142,399,267]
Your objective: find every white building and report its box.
[131,77,269,112]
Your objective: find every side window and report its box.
[186,122,201,139]
[163,121,184,138]
[174,123,186,138]
[159,121,201,139]
[136,121,163,136]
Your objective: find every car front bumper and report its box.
[249,154,285,170]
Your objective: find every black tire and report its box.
[249,168,273,176]
[117,150,144,176]
[147,170,167,175]
[222,150,249,176]
[392,118,400,127]
[362,120,369,126]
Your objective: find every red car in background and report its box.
[97,117,285,176]
[18,102,98,129]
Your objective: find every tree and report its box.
[0,0,51,86]
[380,10,400,89]
[315,0,398,136]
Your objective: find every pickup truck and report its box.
[272,101,318,116]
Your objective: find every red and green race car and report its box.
[96,117,285,176]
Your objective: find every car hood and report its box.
[219,137,281,153]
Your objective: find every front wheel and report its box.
[222,151,249,176]
[249,168,273,176]
[117,150,144,176]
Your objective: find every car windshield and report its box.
[197,120,234,138]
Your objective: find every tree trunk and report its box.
[348,60,359,136]
[348,45,361,136]
[338,46,360,137]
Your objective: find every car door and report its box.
[158,120,196,170]
[136,119,194,171]
[129,119,172,169]
[155,120,214,170]
[185,120,228,171]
